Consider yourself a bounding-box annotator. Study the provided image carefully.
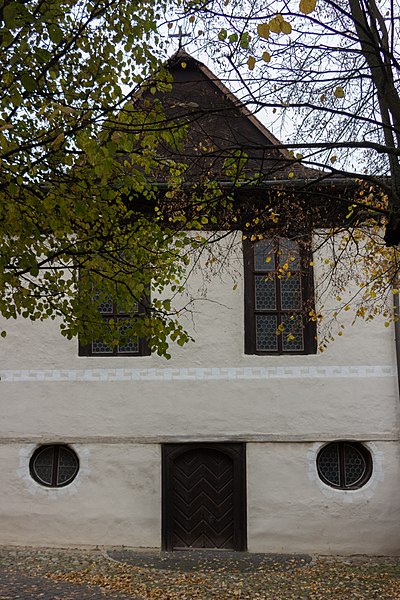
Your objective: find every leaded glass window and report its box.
[244,237,316,354]
[317,442,372,490]
[90,295,140,356]
[79,288,150,357]
[30,445,79,488]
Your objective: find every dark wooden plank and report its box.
[162,444,246,551]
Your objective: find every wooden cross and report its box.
[169,25,191,50]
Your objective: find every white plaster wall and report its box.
[1,231,399,553]
[0,376,398,441]
[2,438,400,553]
[0,442,160,547]
[247,441,400,555]
[0,231,396,371]
[0,233,398,441]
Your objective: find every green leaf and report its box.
[30,263,39,277]
[240,32,250,49]
[218,28,227,41]
[47,24,63,45]
[3,2,32,28]
[3,3,20,28]
[20,72,37,92]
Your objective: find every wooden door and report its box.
[162,444,246,551]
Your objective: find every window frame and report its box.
[30,444,79,488]
[243,236,317,355]
[317,441,373,490]
[78,293,151,357]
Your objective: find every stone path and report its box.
[0,546,311,599]
[2,545,399,599]
[0,566,139,599]
[107,548,312,572]
[0,547,143,599]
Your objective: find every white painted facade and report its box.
[1,234,400,554]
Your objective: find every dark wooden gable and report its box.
[151,50,310,183]
[128,51,358,233]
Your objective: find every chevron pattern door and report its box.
[162,444,246,551]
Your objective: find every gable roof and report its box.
[170,49,287,150]
[148,49,316,183]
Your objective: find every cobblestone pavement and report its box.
[107,549,312,572]
[0,547,142,600]
[1,545,400,600]
[0,567,140,599]
[0,546,311,599]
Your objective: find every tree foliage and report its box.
[0,0,202,356]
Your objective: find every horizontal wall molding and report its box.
[0,434,398,444]
[0,365,396,383]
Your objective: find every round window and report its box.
[30,445,79,488]
[317,442,372,490]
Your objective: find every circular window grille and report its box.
[30,445,79,488]
[317,442,372,490]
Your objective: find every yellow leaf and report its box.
[269,15,283,33]
[181,61,187,69]
[247,56,256,70]
[262,51,271,63]
[281,20,292,34]
[299,0,317,14]
[288,171,295,178]
[384,322,390,327]
[257,23,270,39]
[334,86,345,98]
[370,291,376,298]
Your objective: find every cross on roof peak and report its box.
[169,25,191,50]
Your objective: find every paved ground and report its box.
[107,548,311,572]
[0,547,311,599]
[1,545,400,599]
[0,547,142,600]
[0,567,139,599]
[0,547,310,599]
